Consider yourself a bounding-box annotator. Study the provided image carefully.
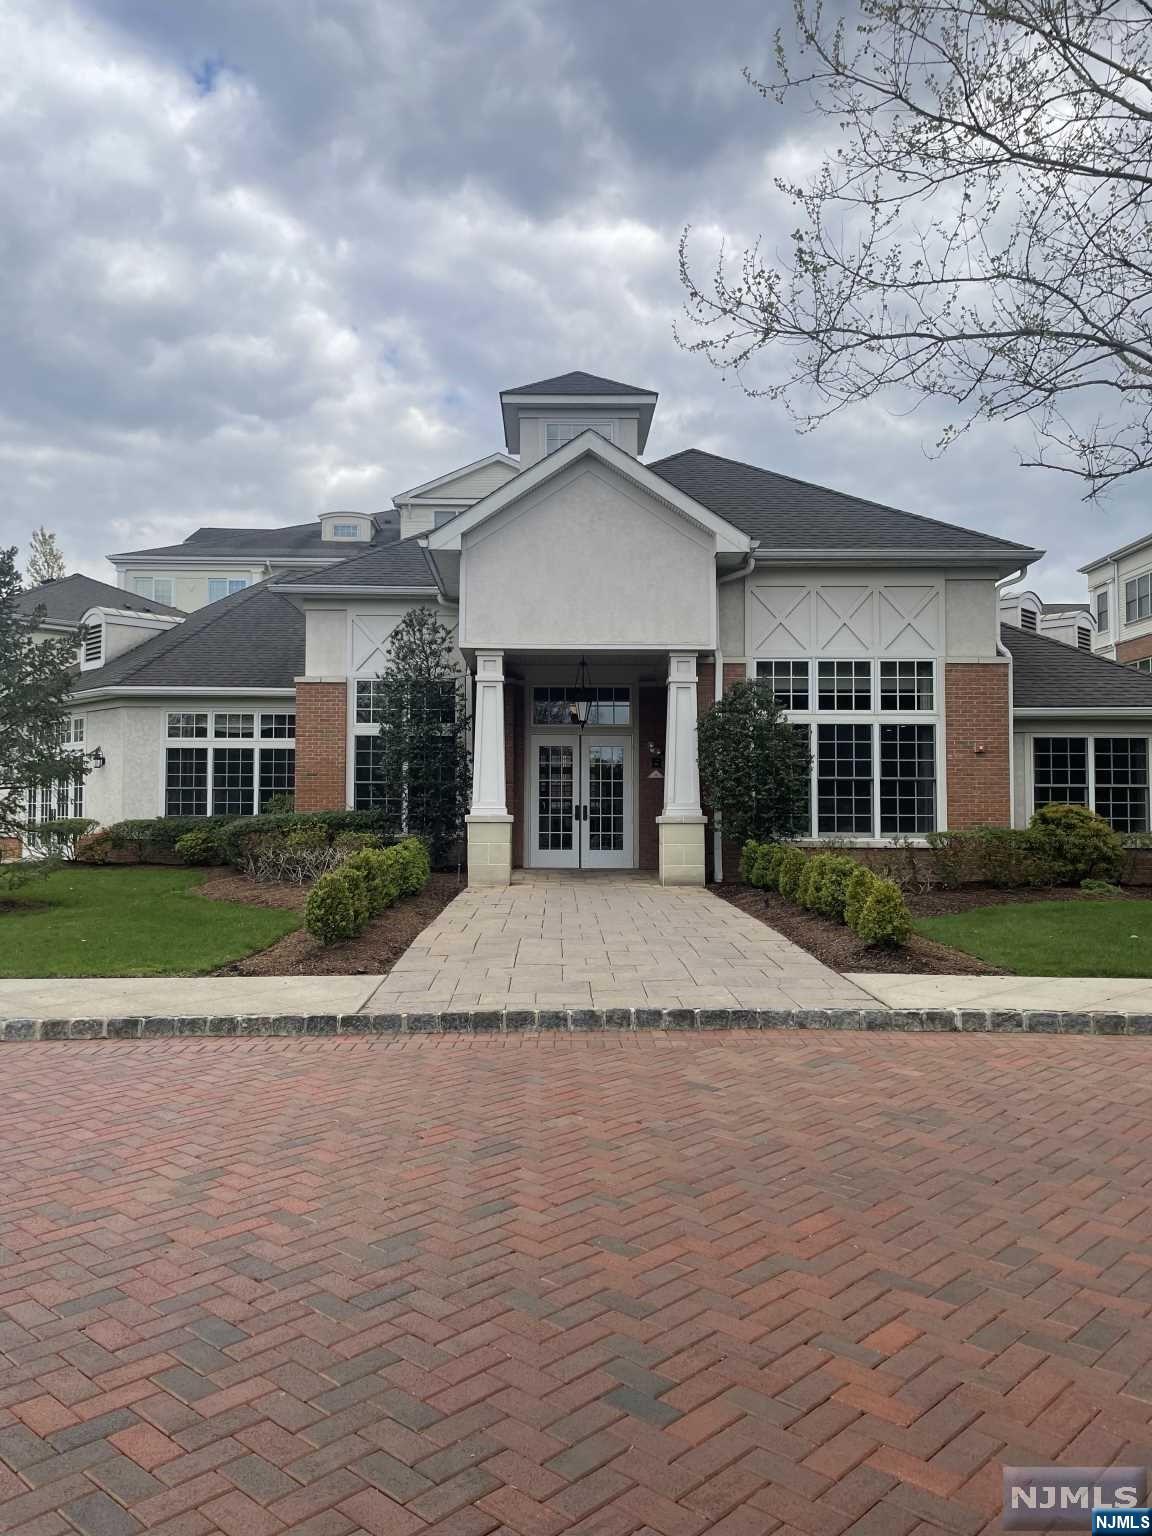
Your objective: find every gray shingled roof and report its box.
[109,512,401,562]
[1003,624,1152,709]
[649,449,1039,557]
[500,371,655,397]
[275,538,439,590]
[1040,601,1090,615]
[71,580,303,693]
[16,573,182,626]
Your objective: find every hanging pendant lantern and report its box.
[570,655,593,727]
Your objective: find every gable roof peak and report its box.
[500,370,656,399]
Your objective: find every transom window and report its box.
[167,712,208,739]
[213,712,254,738]
[532,686,631,726]
[332,523,362,538]
[544,420,617,455]
[756,661,809,711]
[260,712,296,738]
[1033,735,1149,832]
[207,578,248,603]
[879,660,934,711]
[356,680,386,724]
[817,661,872,711]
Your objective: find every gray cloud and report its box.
[0,0,1141,598]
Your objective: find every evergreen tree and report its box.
[696,680,811,846]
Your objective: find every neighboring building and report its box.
[1082,533,1152,667]
[65,369,1152,885]
[15,572,182,644]
[998,590,1095,652]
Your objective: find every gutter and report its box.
[267,584,440,597]
[1014,706,1152,717]
[749,547,1044,567]
[68,685,297,701]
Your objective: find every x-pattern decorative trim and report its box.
[816,586,874,652]
[879,586,940,652]
[750,586,809,652]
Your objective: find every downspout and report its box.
[993,568,1026,829]
[711,551,758,881]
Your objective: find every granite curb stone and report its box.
[3,1006,1152,1038]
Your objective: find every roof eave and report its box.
[1014,705,1152,716]
[753,547,1043,567]
[69,685,297,701]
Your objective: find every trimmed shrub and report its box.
[393,837,431,896]
[754,844,784,891]
[776,845,806,901]
[1029,802,1124,884]
[262,793,295,814]
[74,829,115,864]
[809,855,860,922]
[27,817,97,861]
[844,865,879,929]
[218,810,401,867]
[739,840,761,884]
[332,830,381,854]
[106,816,234,857]
[852,879,913,946]
[795,853,827,910]
[342,848,403,915]
[174,828,225,866]
[305,870,363,945]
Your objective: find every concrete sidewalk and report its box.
[848,972,1152,1012]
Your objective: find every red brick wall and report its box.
[1117,634,1152,664]
[944,662,1012,828]
[294,682,348,811]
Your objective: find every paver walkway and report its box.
[371,873,872,1011]
[4,1032,1152,1536]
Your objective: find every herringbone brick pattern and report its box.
[2,1033,1152,1536]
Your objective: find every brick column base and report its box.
[294,681,348,812]
[944,661,1011,828]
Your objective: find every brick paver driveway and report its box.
[3,1035,1152,1536]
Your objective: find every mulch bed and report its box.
[716,879,1152,975]
[207,871,464,976]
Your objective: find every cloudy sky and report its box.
[1,0,1142,596]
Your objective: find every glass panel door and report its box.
[532,733,579,868]
[581,737,633,869]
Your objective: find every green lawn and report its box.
[914,898,1152,977]
[0,867,300,977]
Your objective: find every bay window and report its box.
[164,711,293,816]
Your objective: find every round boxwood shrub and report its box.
[1028,802,1123,884]
[754,844,784,891]
[852,879,912,947]
[776,845,807,901]
[306,869,365,944]
[343,848,403,915]
[844,865,879,929]
[739,840,762,884]
[174,828,225,866]
[393,837,431,896]
[796,853,829,910]
[810,855,861,922]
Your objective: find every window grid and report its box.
[213,712,254,739]
[544,420,617,454]
[352,736,402,821]
[1093,738,1149,834]
[756,661,809,711]
[260,713,296,739]
[880,724,936,834]
[1132,658,1152,674]
[1127,572,1152,624]
[207,578,248,603]
[537,744,575,850]
[817,661,872,711]
[165,748,209,816]
[258,749,295,811]
[167,712,208,739]
[331,523,362,538]
[532,686,631,726]
[817,724,873,834]
[355,681,386,724]
[1033,737,1089,810]
[1097,589,1110,634]
[879,660,934,711]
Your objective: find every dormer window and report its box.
[545,419,618,455]
[332,523,361,539]
[319,511,371,542]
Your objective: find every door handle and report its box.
[582,804,589,821]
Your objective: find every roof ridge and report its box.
[648,447,1034,554]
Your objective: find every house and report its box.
[15,572,182,644]
[1081,533,1152,668]
[997,589,1095,652]
[63,369,1152,884]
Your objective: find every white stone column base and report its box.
[657,815,707,887]
[466,815,513,888]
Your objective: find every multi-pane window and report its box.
[817,661,871,710]
[131,575,174,605]
[58,716,85,746]
[879,661,934,711]
[165,748,209,816]
[756,661,809,711]
[1033,737,1089,809]
[167,712,208,738]
[260,713,296,738]
[207,578,248,603]
[353,736,401,820]
[880,725,936,834]
[544,420,617,454]
[531,686,631,726]
[1132,658,1152,674]
[1126,573,1152,623]
[213,712,254,738]
[164,714,293,817]
[817,724,873,834]
[1096,589,1110,634]
[332,523,362,538]
[355,681,386,723]
[1093,738,1149,833]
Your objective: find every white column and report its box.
[657,652,706,885]
[469,652,507,814]
[466,651,512,886]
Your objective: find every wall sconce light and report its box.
[90,748,106,770]
[647,741,664,779]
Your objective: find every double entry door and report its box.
[530,732,634,869]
